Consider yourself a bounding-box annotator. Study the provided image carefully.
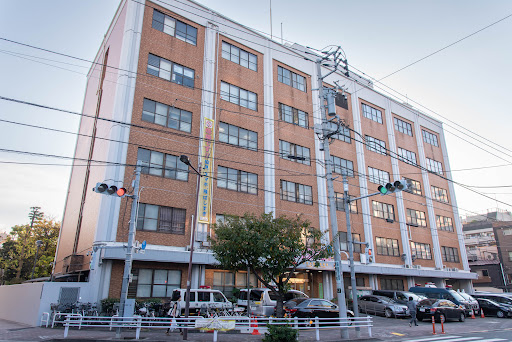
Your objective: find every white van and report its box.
[171,288,233,315]
[237,288,308,316]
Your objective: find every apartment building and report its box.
[53,0,476,303]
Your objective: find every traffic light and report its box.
[378,179,410,195]
[92,182,127,197]
[366,248,373,263]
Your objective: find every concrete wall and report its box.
[0,282,93,326]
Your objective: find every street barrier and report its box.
[54,314,373,341]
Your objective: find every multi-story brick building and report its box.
[53,0,476,302]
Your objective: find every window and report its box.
[213,272,235,298]
[280,180,313,205]
[365,136,387,155]
[278,66,306,91]
[376,237,400,256]
[394,117,413,136]
[235,272,258,289]
[406,209,427,227]
[142,98,192,132]
[426,158,443,174]
[431,185,449,203]
[481,269,489,277]
[380,278,404,291]
[221,41,257,71]
[217,166,258,194]
[339,232,362,253]
[441,246,460,263]
[278,103,309,128]
[219,122,257,150]
[397,147,417,165]
[130,268,181,298]
[332,125,352,143]
[331,156,354,177]
[372,201,395,221]
[280,140,310,165]
[152,9,198,45]
[220,81,257,110]
[422,130,439,147]
[410,241,432,259]
[436,215,454,232]
[335,92,349,109]
[404,178,422,195]
[137,148,189,181]
[137,203,186,234]
[147,54,195,88]
[367,167,390,185]
[335,193,358,213]
[362,103,383,124]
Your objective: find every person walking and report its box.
[166,295,183,335]
[407,297,418,327]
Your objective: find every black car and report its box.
[476,298,512,318]
[416,299,465,323]
[283,298,354,322]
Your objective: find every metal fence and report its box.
[43,314,372,341]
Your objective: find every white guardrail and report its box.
[41,314,373,341]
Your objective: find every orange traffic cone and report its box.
[251,316,260,335]
[471,310,476,319]
[481,310,485,318]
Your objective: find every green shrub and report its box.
[262,324,298,342]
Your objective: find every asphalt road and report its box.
[1,314,512,341]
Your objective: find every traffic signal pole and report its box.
[315,55,349,340]
[116,162,141,338]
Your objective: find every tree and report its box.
[210,212,332,317]
[0,213,60,284]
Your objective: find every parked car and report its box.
[409,286,473,316]
[283,298,354,323]
[473,293,512,307]
[476,298,512,318]
[237,288,308,316]
[358,295,409,318]
[372,290,426,305]
[416,298,466,323]
[457,291,480,315]
[171,288,232,315]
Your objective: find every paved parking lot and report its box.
[1,314,512,341]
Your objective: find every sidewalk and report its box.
[0,319,374,341]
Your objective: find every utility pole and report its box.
[116,162,141,338]
[17,207,43,279]
[315,50,349,339]
[342,169,361,337]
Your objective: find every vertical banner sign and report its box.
[198,118,214,223]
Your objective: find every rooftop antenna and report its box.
[270,0,273,40]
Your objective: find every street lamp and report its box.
[180,155,201,341]
[31,240,43,279]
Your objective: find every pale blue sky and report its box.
[1,0,511,232]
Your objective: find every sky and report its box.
[0,0,511,233]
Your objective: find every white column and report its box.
[413,117,443,269]
[384,99,412,266]
[263,40,276,215]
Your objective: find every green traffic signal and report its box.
[378,185,388,194]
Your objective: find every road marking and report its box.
[403,337,507,342]
[402,336,462,342]
[391,332,406,336]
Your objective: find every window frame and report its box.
[365,135,387,155]
[221,41,257,71]
[137,203,186,234]
[142,98,192,133]
[220,81,258,111]
[362,103,383,124]
[394,117,413,136]
[137,148,189,181]
[218,122,258,151]
[279,140,311,165]
[147,54,195,88]
[406,208,427,227]
[410,241,432,259]
[335,193,358,213]
[404,178,422,195]
[152,9,198,45]
[277,66,306,92]
[331,156,354,177]
[436,215,454,232]
[280,180,313,205]
[217,166,258,195]
[367,167,390,185]
[372,201,395,221]
[376,237,400,257]
[397,147,417,165]
[278,103,309,128]
[426,158,443,174]
[441,246,460,263]
[422,130,439,147]
[431,185,449,203]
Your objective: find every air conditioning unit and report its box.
[201,241,211,248]
[196,231,207,242]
